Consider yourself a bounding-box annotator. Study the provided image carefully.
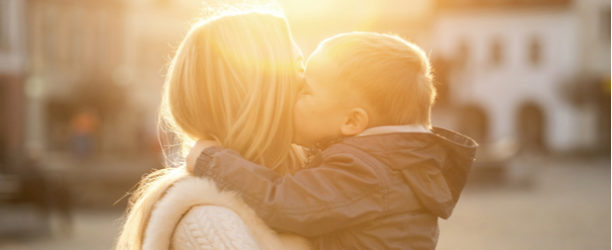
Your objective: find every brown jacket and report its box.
[193,127,477,249]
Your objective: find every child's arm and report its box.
[192,146,385,237]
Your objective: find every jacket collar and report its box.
[357,125,431,137]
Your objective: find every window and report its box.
[489,37,504,67]
[56,8,69,65]
[68,8,80,66]
[95,10,108,71]
[71,8,84,69]
[454,38,470,68]
[0,0,9,52]
[528,36,542,66]
[43,7,58,67]
[602,7,610,42]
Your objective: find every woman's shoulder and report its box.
[143,176,230,250]
[180,205,246,223]
[179,205,251,229]
[146,176,311,250]
[173,205,260,249]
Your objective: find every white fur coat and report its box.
[142,176,311,250]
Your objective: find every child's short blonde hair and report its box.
[314,32,436,128]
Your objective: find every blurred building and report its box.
[24,0,141,159]
[119,0,201,149]
[14,0,610,163]
[429,0,610,153]
[17,0,179,208]
[0,0,27,170]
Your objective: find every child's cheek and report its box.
[292,98,315,145]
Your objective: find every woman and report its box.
[115,9,310,250]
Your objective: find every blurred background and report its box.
[0,0,609,249]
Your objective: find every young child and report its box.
[189,32,477,249]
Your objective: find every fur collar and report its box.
[143,176,311,250]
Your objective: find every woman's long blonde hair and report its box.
[116,9,304,250]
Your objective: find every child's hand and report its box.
[186,140,220,173]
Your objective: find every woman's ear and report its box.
[340,108,369,136]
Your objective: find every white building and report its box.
[428,0,610,152]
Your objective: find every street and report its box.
[437,156,610,250]
[0,156,609,250]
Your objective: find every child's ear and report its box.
[340,108,369,136]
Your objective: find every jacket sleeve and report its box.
[193,147,385,237]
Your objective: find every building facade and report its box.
[0,0,27,170]
[429,0,610,153]
[25,0,128,159]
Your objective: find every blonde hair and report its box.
[313,32,436,128]
[116,10,304,250]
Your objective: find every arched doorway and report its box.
[516,102,547,152]
[457,105,489,144]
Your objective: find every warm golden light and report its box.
[0,0,608,249]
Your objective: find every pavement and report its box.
[0,209,123,250]
[437,156,610,250]
[0,156,609,250]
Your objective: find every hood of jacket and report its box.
[340,127,478,219]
